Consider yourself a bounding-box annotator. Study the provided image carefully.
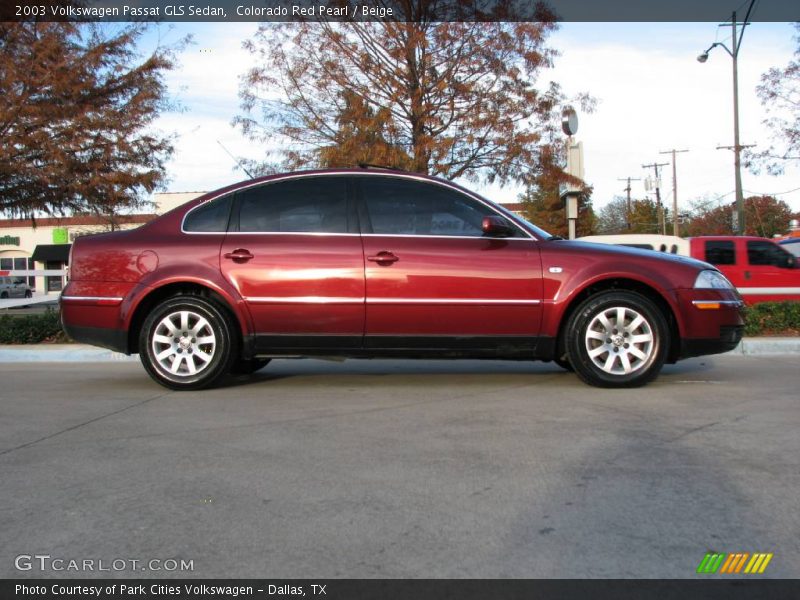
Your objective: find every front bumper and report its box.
[679,325,744,359]
[675,289,745,360]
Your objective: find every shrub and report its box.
[0,308,70,344]
[743,301,800,336]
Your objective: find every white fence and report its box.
[0,269,66,309]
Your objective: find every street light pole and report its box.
[730,12,744,236]
[697,0,756,236]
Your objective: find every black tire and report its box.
[230,357,271,375]
[139,295,237,391]
[565,291,668,388]
[553,357,574,371]
[24,289,32,299]
[0,292,7,299]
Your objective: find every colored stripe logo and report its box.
[697,552,773,574]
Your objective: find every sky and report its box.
[142,21,800,218]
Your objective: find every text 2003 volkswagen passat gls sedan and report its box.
[61,169,744,390]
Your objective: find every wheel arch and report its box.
[554,277,682,364]
[126,281,249,356]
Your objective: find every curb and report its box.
[734,337,800,356]
[0,339,798,362]
[0,344,138,363]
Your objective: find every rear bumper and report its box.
[61,322,128,354]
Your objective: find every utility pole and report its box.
[659,149,689,236]
[617,177,641,230]
[716,142,755,232]
[697,0,756,234]
[642,162,669,235]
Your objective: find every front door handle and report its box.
[367,251,399,265]
[744,270,751,280]
[224,249,254,262]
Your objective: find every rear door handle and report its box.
[224,249,254,261]
[367,251,399,265]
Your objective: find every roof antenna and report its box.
[217,140,255,179]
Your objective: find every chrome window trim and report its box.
[180,171,536,239]
[359,233,535,241]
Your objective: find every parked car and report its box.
[61,169,744,390]
[579,234,799,304]
[0,276,33,299]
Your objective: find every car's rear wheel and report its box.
[565,291,668,388]
[0,292,7,299]
[139,295,236,390]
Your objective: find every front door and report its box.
[356,176,543,353]
[219,175,365,352]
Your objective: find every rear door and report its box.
[356,175,543,353]
[220,175,365,352]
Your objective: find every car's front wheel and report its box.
[139,295,236,390]
[230,357,271,375]
[565,291,668,388]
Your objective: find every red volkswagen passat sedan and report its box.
[61,169,744,390]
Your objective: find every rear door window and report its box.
[184,195,234,232]
[236,177,349,233]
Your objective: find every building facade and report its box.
[0,192,204,295]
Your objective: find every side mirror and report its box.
[786,255,796,269]
[482,215,514,238]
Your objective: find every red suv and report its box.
[61,169,744,390]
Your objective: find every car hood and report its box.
[552,239,714,271]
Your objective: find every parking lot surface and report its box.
[0,355,797,578]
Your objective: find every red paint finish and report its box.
[362,236,542,336]
[61,169,745,371]
[220,234,365,335]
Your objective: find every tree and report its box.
[596,196,666,235]
[317,91,411,169]
[518,144,596,238]
[686,195,794,238]
[749,23,800,175]
[0,22,183,220]
[236,11,588,187]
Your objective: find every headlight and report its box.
[694,270,734,290]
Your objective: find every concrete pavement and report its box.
[0,355,798,578]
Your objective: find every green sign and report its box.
[52,228,68,244]
[0,235,21,246]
